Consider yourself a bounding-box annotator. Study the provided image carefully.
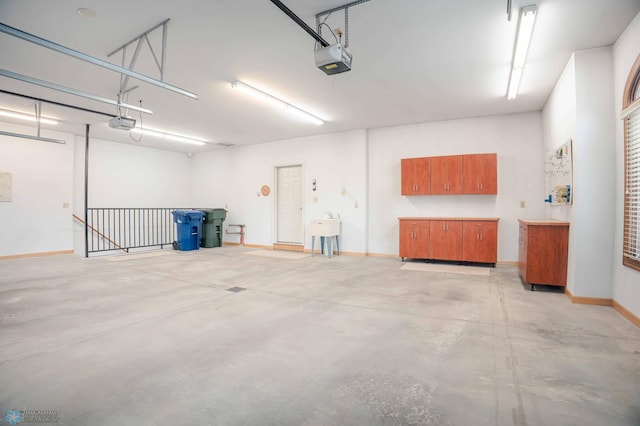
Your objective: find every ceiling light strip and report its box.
[0,22,198,100]
[231,80,324,125]
[0,108,58,125]
[130,128,207,146]
[0,68,153,114]
[0,130,65,144]
[507,4,537,100]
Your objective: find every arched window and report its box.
[623,55,640,271]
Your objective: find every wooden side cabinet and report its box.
[463,153,497,194]
[399,219,430,260]
[430,155,463,195]
[518,220,569,290]
[401,157,431,195]
[462,220,498,264]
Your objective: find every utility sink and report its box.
[311,218,341,236]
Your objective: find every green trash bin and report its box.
[200,208,227,248]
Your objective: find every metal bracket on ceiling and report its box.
[0,22,197,99]
[107,19,170,98]
[315,0,371,48]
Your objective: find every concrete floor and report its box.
[0,247,639,426]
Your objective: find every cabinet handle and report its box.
[480,233,483,241]
[480,183,483,190]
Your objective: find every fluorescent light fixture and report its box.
[231,80,324,125]
[507,4,537,100]
[130,127,207,146]
[0,108,59,125]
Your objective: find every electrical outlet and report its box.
[314,196,318,203]
[354,202,358,208]
[62,202,70,208]
[520,201,525,208]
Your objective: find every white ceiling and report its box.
[0,0,639,153]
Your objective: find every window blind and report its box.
[624,107,640,268]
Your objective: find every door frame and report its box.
[273,164,305,245]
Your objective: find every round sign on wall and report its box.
[261,185,270,196]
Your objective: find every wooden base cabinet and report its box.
[429,220,462,261]
[462,220,498,263]
[399,218,498,265]
[518,220,569,289]
[399,220,430,260]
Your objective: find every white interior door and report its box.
[276,165,303,244]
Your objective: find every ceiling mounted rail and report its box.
[0,22,198,99]
[0,89,116,118]
[269,0,331,47]
[0,68,153,114]
[0,130,65,144]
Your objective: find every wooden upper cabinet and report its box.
[401,153,497,196]
[463,153,497,194]
[401,157,430,195]
[429,220,463,260]
[431,155,463,195]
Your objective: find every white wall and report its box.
[191,130,368,253]
[613,13,640,317]
[0,123,74,256]
[574,48,617,298]
[72,136,193,254]
[368,112,545,260]
[542,48,617,299]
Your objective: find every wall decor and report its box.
[545,139,573,205]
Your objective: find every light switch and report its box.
[520,201,525,208]
[62,202,70,208]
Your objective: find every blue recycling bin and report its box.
[172,210,204,251]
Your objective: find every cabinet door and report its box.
[399,221,429,259]
[429,220,462,260]
[431,156,462,194]
[463,154,497,194]
[462,221,497,263]
[401,158,415,195]
[414,157,431,194]
[401,158,430,195]
[527,225,569,286]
